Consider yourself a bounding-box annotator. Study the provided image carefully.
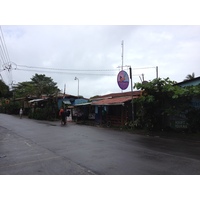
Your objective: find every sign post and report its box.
[129,66,134,122]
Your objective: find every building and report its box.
[57,93,88,108]
[175,76,200,87]
[25,93,89,121]
[170,76,200,130]
[57,93,89,121]
[74,91,141,127]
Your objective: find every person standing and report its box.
[19,108,23,119]
[59,107,65,125]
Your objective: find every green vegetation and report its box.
[134,78,200,133]
[28,104,58,121]
[0,79,12,98]
[1,74,60,120]
[13,73,59,98]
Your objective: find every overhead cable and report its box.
[0,26,10,64]
[0,26,12,87]
[15,68,117,76]
[16,64,118,72]
[16,64,155,71]
[15,68,144,78]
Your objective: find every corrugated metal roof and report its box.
[175,76,200,87]
[62,100,71,105]
[75,102,92,106]
[28,99,44,103]
[91,91,141,101]
[92,96,137,106]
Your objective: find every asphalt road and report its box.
[1,113,200,175]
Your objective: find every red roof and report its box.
[92,96,137,106]
[91,91,141,100]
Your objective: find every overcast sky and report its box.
[1,25,200,98]
[1,0,200,98]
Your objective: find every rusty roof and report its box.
[92,96,137,106]
[91,90,141,101]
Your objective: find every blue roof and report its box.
[175,76,200,87]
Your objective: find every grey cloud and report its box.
[1,25,200,98]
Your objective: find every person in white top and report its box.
[19,108,23,119]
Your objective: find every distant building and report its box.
[175,76,200,87]
[57,93,88,109]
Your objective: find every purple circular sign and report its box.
[117,70,129,90]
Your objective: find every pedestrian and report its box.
[64,108,68,125]
[59,107,64,124]
[19,108,23,119]
[61,109,68,125]
[59,107,66,125]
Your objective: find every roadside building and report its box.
[91,91,141,127]
[74,91,141,127]
[57,93,89,121]
[175,76,200,87]
[170,76,200,130]
[175,76,200,109]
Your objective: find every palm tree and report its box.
[184,72,195,81]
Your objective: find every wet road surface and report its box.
[1,113,200,175]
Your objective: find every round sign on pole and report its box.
[117,70,129,90]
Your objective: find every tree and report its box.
[134,78,191,131]
[12,81,35,98]
[0,80,11,98]
[13,74,60,98]
[184,72,195,81]
[31,74,59,98]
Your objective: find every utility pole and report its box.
[156,66,158,79]
[64,84,66,95]
[121,40,124,93]
[129,66,134,122]
[74,77,79,97]
[121,40,124,71]
[142,73,144,82]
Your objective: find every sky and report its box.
[0,0,200,100]
[1,25,200,98]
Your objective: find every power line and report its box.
[0,26,12,88]
[0,26,10,64]
[15,68,144,78]
[0,31,9,67]
[16,64,118,72]
[15,68,117,76]
[16,64,156,71]
[0,43,7,66]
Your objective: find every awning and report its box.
[92,96,135,106]
[62,100,71,105]
[28,99,44,103]
[75,102,92,106]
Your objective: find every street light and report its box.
[74,77,79,97]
